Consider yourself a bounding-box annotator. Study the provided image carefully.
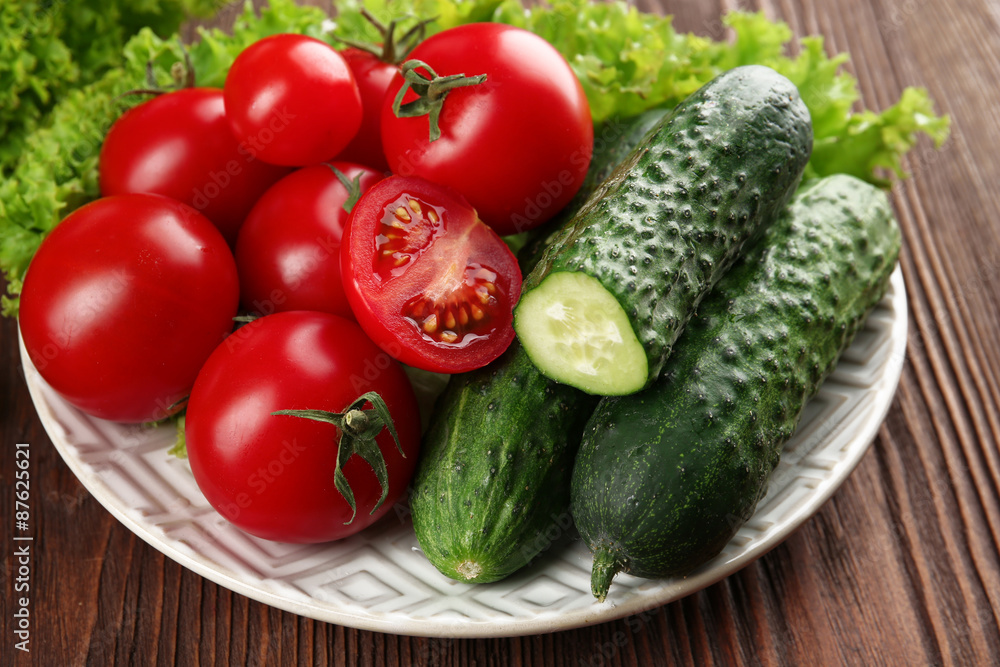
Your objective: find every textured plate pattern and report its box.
[20,268,907,638]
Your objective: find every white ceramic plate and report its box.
[20,267,906,638]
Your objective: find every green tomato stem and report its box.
[272,391,404,525]
[392,59,487,142]
[332,7,435,64]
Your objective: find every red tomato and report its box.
[19,194,239,423]
[342,175,522,373]
[380,23,593,236]
[235,162,384,318]
[99,87,291,245]
[185,311,420,543]
[335,48,397,173]
[224,34,363,167]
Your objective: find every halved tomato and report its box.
[342,175,522,373]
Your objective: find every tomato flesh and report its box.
[343,176,521,373]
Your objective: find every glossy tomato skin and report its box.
[99,87,291,246]
[19,194,239,423]
[185,311,420,543]
[380,23,593,236]
[235,162,384,318]
[225,34,363,167]
[342,175,522,373]
[335,48,396,173]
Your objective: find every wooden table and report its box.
[3,0,999,664]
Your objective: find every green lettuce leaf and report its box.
[169,415,188,459]
[0,0,219,174]
[0,3,79,170]
[0,0,949,315]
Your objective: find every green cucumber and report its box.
[571,174,902,600]
[407,112,672,583]
[410,342,599,582]
[514,65,813,396]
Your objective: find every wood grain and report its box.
[3,0,1000,664]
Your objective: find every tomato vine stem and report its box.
[332,7,436,65]
[272,391,404,524]
[392,59,487,142]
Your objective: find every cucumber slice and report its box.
[514,271,647,395]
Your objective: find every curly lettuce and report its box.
[1,3,79,171]
[0,0,220,173]
[0,0,949,315]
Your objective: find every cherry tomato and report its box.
[235,162,384,318]
[19,194,239,423]
[380,23,593,236]
[335,48,397,173]
[185,311,420,543]
[342,175,522,373]
[224,34,363,167]
[99,87,291,245]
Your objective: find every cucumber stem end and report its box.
[591,545,623,602]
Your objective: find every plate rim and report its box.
[18,267,908,638]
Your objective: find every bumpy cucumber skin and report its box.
[517,109,670,277]
[517,65,813,391]
[571,175,902,599]
[410,342,599,582]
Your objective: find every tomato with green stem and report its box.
[184,311,421,543]
[336,49,397,172]
[342,175,522,373]
[380,23,593,236]
[334,9,434,172]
